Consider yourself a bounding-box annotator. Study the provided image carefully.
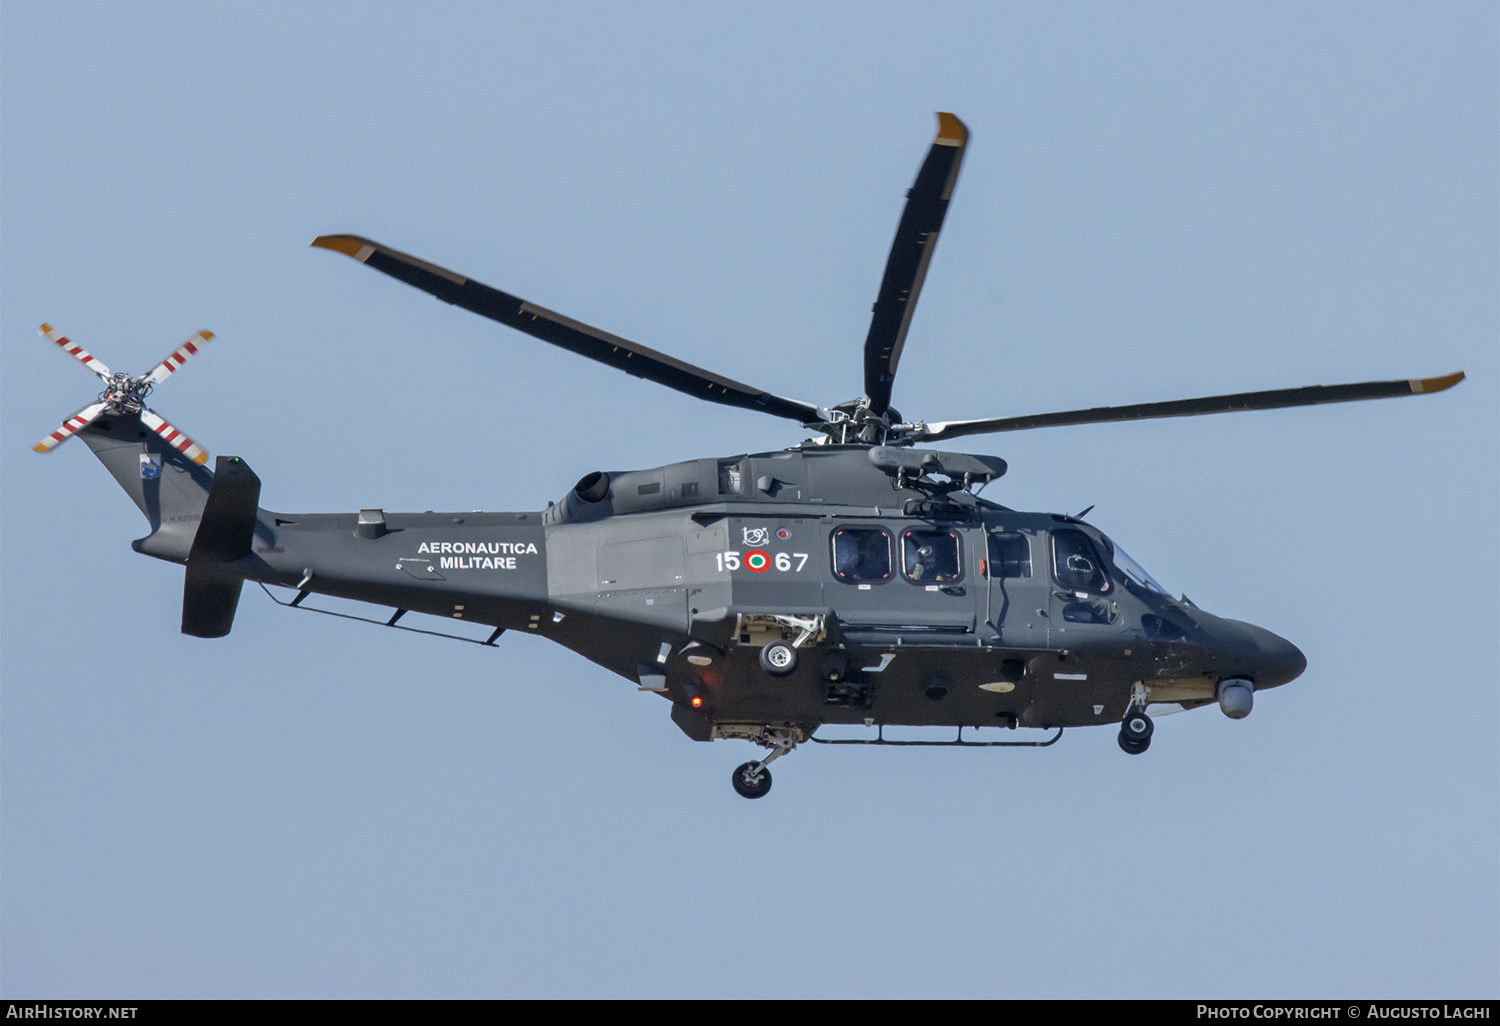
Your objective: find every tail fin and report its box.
[77,412,217,562]
[78,416,264,637]
[77,416,265,637]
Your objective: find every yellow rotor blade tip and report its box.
[1417,371,1466,394]
[311,234,370,257]
[936,112,969,144]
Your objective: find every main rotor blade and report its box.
[33,400,109,453]
[144,330,215,385]
[312,235,823,425]
[863,112,969,417]
[914,372,1467,443]
[41,324,112,379]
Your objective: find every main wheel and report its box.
[759,641,798,677]
[1120,708,1154,743]
[732,761,772,799]
[1118,734,1151,755]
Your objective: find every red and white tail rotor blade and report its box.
[139,409,210,465]
[40,323,113,379]
[144,331,215,385]
[32,400,110,454]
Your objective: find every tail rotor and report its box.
[41,323,114,379]
[33,400,111,454]
[143,330,215,386]
[32,323,215,465]
[139,409,210,465]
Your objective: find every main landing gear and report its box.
[759,641,797,677]
[730,727,799,799]
[738,613,826,680]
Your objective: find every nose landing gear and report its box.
[729,727,799,799]
[732,761,773,798]
[1118,685,1154,754]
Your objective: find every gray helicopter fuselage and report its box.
[40,112,1452,792]
[95,427,1302,743]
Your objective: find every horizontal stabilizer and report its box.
[182,567,244,639]
[182,455,262,637]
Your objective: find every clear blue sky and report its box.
[3,1,1495,998]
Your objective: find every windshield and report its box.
[1105,538,1170,596]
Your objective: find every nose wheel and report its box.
[729,727,799,798]
[1118,705,1153,755]
[732,762,772,799]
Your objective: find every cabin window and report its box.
[1051,529,1110,593]
[831,527,892,583]
[986,533,1031,578]
[902,529,962,583]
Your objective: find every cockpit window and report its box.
[1105,537,1170,596]
[831,527,892,583]
[1051,529,1109,593]
[986,533,1031,578]
[903,529,962,583]
[1141,613,1189,642]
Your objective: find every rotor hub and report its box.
[818,399,911,446]
[102,373,152,414]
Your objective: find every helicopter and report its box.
[35,113,1463,798]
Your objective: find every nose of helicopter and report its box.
[1230,621,1307,688]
